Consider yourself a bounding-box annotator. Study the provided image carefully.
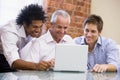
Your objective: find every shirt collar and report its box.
[81,36,102,46]
[81,36,86,45]
[96,36,102,46]
[18,26,26,38]
[45,30,68,43]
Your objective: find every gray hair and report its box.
[50,10,71,24]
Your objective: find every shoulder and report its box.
[100,37,118,50]
[33,33,48,44]
[64,34,73,40]
[1,20,19,33]
[73,36,84,44]
[101,37,117,46]
[63,34,74,43]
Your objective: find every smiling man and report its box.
[0,4,46,72]
[74,14,120,73]
[20,10,74,71]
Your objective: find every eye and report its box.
[85,29,89,32]
[56,25,62,29]
[91,30,96,33]
[33,25,38,28]
[57,25,61,28]
[64,26,68,29]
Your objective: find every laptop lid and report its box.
[54,44,88,72]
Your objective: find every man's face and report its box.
[84,23,101,45]
[50,15,69,42]
[24,20,43,38]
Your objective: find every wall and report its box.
[91,0,120,44]
[47,0,91,38]
[0,0,44,26]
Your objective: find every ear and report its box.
[50,22,54,28]
[23,22,27,28]
[50,22,53,26]
[98,32,101,35]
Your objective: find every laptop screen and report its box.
[54,44,88,72]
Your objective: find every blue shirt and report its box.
[74,36,120,72]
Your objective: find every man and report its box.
[0,4,47,72]
[74,14,120,73]
[20,10,74,71]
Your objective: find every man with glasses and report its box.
[20,10,74,71]
[0,4,47,72]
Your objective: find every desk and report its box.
[0,71,120,80]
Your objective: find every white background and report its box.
[91,0,120,44]
[0,0,44,26]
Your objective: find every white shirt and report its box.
[20,30,74,63]
[0,20,33,66]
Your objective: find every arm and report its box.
[106,64,117,71]
[91,64,117,73]
[1,31,51,71]
[91,39,119,73]
[12,59,37,70]
[12,59,51,71]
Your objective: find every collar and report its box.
[18,25,26,38]
[80,36,86,45]
[96,36,102,46]
[45,30,68,43]
[81,36,102,46]
[45,30,54,43]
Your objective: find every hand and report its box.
[90,64,108,73]
[36,61,51,71]
[48,58,55,67]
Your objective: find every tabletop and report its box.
[0,70,120,80]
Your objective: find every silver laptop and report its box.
[54,44,88,72]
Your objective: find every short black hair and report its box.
[84,14,103,32]
[16,4,46,26]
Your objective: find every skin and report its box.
[84,23,100,52]
[84,23,117,73]
[50,15,69,43]
[24,20,43,38]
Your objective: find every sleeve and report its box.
[106,39,120,72]
[19,38,41,63]
[1,31,20,66]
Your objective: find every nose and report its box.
[35,28,41,33]
[87,32,92,36]
[60,28,65,33]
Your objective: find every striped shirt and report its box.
[74,36,120,72]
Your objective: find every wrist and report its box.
[34,63,38,70]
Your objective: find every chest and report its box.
[88,47,107,64]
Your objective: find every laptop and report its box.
[54,44,88,72]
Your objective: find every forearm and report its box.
[106,64,117,72]
[12,59,37,70]
[91,64,117,73]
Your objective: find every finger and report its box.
[38,61,50,70]
[38,64,47,70]
[100,65,106,73]
[41,61,50,67]
[97,67,103,73]
[98,65,107,73]
[48,59,55,67]
[93,64,99,72]
[103,65,107,72]
[90,69,94,72]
